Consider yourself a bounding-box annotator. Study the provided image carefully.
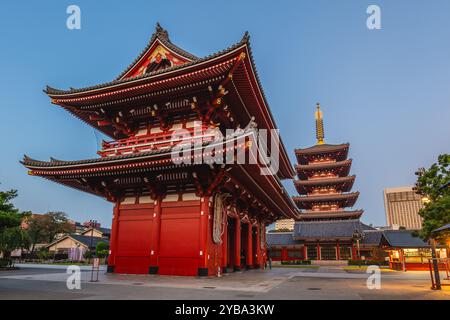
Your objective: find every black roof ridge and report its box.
[295,158,353,167]
[44,29,250,96]
[296,218,361,224]
[115,22,199,81]
[22,140,214,168]
[294,191,360,198]
[295,142,350,153]
[294,175,356,184]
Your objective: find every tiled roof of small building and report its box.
[381,230,430,248]
[266,232,300,246]
[293,219,363,240]
[361,230,383,246]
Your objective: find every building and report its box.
[274,219,294,231]
[46,228,110,262]
[380,230,447,271]
[47,228,110,253]
[384,187,424,230]
[268,104,374,262]
[21,23,299,276]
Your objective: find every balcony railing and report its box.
[98,124,215,157]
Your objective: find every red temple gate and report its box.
[22,23,299,276]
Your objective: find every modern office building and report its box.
[383,187,424,230]
[274,219,295,231]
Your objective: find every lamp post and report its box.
[89,220,98,257]
[352,229,364,260]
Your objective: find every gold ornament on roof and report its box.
[315,103,325,145]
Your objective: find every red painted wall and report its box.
[115,203,154,274]
[158,200,201,276]
[109,197,266,276]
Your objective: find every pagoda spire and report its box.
[315,103,325,145]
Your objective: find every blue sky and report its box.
[0,1,449,228]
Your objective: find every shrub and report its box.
[280,260,311,265]
[84,250,94,259]
[36,250,53,260]
[0,258,12,268]
[348,259,388,266]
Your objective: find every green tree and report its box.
[95,242,109,258]
[414,154,450,239]
[26,212,73,253]
[0,187,30,259]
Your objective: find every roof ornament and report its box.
[241,31,250,43]
[155,22,169,40]
[315,103,325,145]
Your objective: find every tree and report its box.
[414,154,450,240]
[26,212,73,253]
[0,187,30,259]
[95,242,109,258]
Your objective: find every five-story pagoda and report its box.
[292,103,367,261]
[293,103,362,222]
[267,104,373,263]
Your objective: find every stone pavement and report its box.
[1,264,449,300]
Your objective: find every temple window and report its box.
[339,246,352,260]
[306,245,317,260]
[320,245,337,260]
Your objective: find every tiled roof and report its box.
[45,30,250,96]
[70,234,109,249]
[432,223,450,233]
[47,234,109,250]
[293,219,363,240]
[116,22,199,80]
[295,143,349,155]
[297,210,363,220]
[381,230,430,248]
[21,139,213,169]
[266,232,300,246]
[361,230,383,246]
[360,222,377,231]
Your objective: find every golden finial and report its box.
[315,102,325,145]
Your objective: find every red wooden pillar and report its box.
[303,246,307,260]
[246,223,253,268]
[400,249,406,271]
[254,224,261,268]
[234,216,241,271]
[317,243,321,260]
[221,216,228,271]
[261,224,267,266]
[388,250,393,269]
[352,244,358,260]
[198,196,210,276]
[107,200,120,272]
[149,196,162,274]
[282,247,288,261]
[336,242,340,260]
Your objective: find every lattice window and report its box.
[320,245,337,260]
[339,246,352,260]
[271,249,282,258]
[287,248,304,259]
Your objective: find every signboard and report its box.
[93,257,100,268]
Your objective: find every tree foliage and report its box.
[0,186,30,258]
[26,212,73,252]
[95,242,109,258]
[414,154,450,239]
